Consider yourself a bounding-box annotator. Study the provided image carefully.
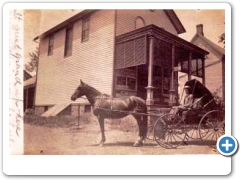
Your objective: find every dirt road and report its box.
[24,120,219,155]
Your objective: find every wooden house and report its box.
[33,10,209,116]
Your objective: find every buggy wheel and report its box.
[198,110,225,146]
[186,125,202,140]
[146,124,154,140]
[153,114,187,149]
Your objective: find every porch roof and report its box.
[116,24,209,59]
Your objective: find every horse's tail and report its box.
[131,96,148,138]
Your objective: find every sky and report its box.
[175,9,225,43]
[24,9,225,71]
[24,9,82,66]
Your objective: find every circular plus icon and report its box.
[217,135,238,156]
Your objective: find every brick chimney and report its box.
[196,24,204,36]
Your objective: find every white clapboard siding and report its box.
[35,10,115,106]
[116,10,178,36]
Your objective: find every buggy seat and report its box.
[169,96,204,123]
[181,96,204,123]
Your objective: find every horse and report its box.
[71,79,148,147]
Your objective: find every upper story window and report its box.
[48,35,54,56]
[82,17,90,42]
[64,26,73,57]
[135,16,146,29]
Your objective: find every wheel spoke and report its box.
[154,114,186,149]
[204,129,214,140]
[199,110,225,143]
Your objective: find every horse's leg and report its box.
[132,115,144,147]
[98,116,106,147]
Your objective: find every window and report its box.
[115,67,137,91]
[48,35,54,56]
[82,17,90,41]
[127,78,136,90]
[116,76,127,89]
[116,76,137,91]
[135,16,146,29]
[64,26,73,57]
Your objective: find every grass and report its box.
[24,113,91,128]
[24,113,139,132]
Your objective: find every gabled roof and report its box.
[164,10,186,34]
[34,9,186,41]
[24,76,36,89]
[33,10,96,41]
[24,70,32,81]
[191,33,225,56]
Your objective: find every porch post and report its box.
[202,57,205,85]
[188,53,192,81]
[146,36,154,106]
[169,45,176,106]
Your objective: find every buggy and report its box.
[152,79,225,149]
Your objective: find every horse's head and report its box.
[71,79,87,101]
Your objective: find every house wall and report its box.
[205,62,223,96]
[116,10,178,36]
[35,10,115,106]
[191,39,223,98]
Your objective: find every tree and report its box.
[218,32,225,47]
[218,31,225,102]
[25,47,39,73]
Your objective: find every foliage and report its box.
[25,47,39,73]
[212,89,224,110]
[218,31,225,49]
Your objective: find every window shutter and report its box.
[115,36,147,69]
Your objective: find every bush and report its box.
[212,91,224,110]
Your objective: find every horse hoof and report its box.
[99,141,105,147]
[133,141,143,147]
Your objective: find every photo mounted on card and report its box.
[3,2,233,175]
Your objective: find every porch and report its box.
[114,24,209,110]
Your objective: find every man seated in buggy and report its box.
[169,85,203,121]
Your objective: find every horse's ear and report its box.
[80,79,84,85]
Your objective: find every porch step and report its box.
[41,102,71,117]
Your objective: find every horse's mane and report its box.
[85,83,101,96]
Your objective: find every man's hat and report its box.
[184,85,191,89]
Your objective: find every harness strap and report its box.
[96,94,104,108]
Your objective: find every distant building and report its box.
[24,70,32,81]
[33,10,208,116]
[179,24,225,99]
[24,70,36,112]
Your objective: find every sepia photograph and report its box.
[22,8,225,155]
[5,2,233,176]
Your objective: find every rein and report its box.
[94,107,162,117]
